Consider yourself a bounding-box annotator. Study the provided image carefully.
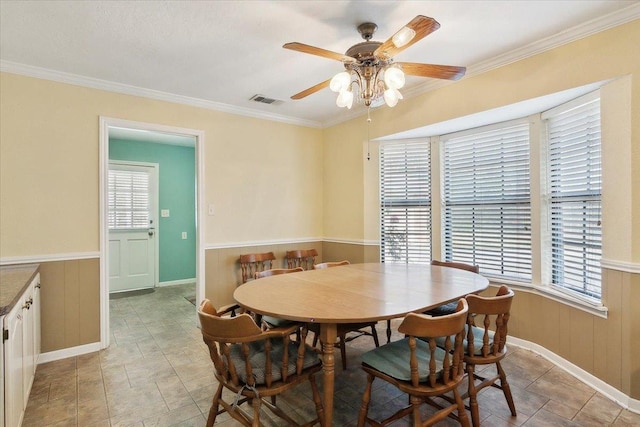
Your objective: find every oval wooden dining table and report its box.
[233,262,489,426]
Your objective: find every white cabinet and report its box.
[0,314,4,427]
[3,294,25,427]
[32,281,40,367]
[2,271,40,427]
[21,280,38,407]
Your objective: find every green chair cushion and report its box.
[361,338,446,382]
[423,302,458,317]
[262,315,297,328]
[228,338,320,385]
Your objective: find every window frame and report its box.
[377,90,605,312]
[379,139,432,264]
[441,119,532,281]
[542,91,602,303]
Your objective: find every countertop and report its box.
[0,264,40,316]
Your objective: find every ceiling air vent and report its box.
[250,94,283,105]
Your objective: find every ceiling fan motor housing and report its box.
[345,41,384,63]
[357,22,378,40]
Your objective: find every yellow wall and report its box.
[0,74,323,256]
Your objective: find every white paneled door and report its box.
[108,161,158,293]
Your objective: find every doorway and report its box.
[99,117,205,348]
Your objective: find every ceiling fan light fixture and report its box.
[383,66,405,90]
[330,71,351,92]
[392,26,416,48]
[336,89,354,109]
[383,88,403,107]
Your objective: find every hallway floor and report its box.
[22,283,640,426]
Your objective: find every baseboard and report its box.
[37,342,102,364]
[157,278,196,287]
[509,336,640,414]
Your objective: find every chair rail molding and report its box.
[0,252,100,265]
[600,258,640,274]
[205,237,323,250]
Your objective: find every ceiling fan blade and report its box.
[283,42,356,63]
[291,79,331,100]
[374,15,440,59]
[398,62,466,80]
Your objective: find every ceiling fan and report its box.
[283,15,466,109]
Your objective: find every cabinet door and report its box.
[1,315,4,427]
[33,275,41,364]
[22,284,35,406]
[4,299,25,427]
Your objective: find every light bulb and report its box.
[330,71,351,93]
[384,67,405,90]
[392,26,416,48]
[336,90,353,109]
[383,88,403,107]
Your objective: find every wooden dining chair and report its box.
[463,285,516,427]
[313,260,349,269]
[357,299,470,427]
[425,259,480,316]
[198,299,325,427]
[255,267,303,278]
[239,252,276,284]
[285,249,318,270]
[254,267,304,330]
[307,260,381,370]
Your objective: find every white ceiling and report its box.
[1,0,638,129]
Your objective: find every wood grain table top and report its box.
[234,262,489,324]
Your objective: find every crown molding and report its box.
[2,4,638,130]
[0,60,323,129]
[402,4,640,100]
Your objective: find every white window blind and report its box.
[108,169,150,229]
[443,122,531,280]
[380,140,431,264]
[544,94,601,300]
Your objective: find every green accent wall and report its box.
[109,139,196,283]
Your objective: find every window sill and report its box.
[486,277,608,319]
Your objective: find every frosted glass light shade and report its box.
[330,72,351,93]
[384,67,405,90]
[392,26,416,48]
[336,90,354,109]
[383,88,403,107]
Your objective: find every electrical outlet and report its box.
[161,209,170,217]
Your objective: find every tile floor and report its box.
[22,283,640,427]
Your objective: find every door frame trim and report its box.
[99,117,205,348]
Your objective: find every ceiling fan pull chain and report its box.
[367,107,372,161]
